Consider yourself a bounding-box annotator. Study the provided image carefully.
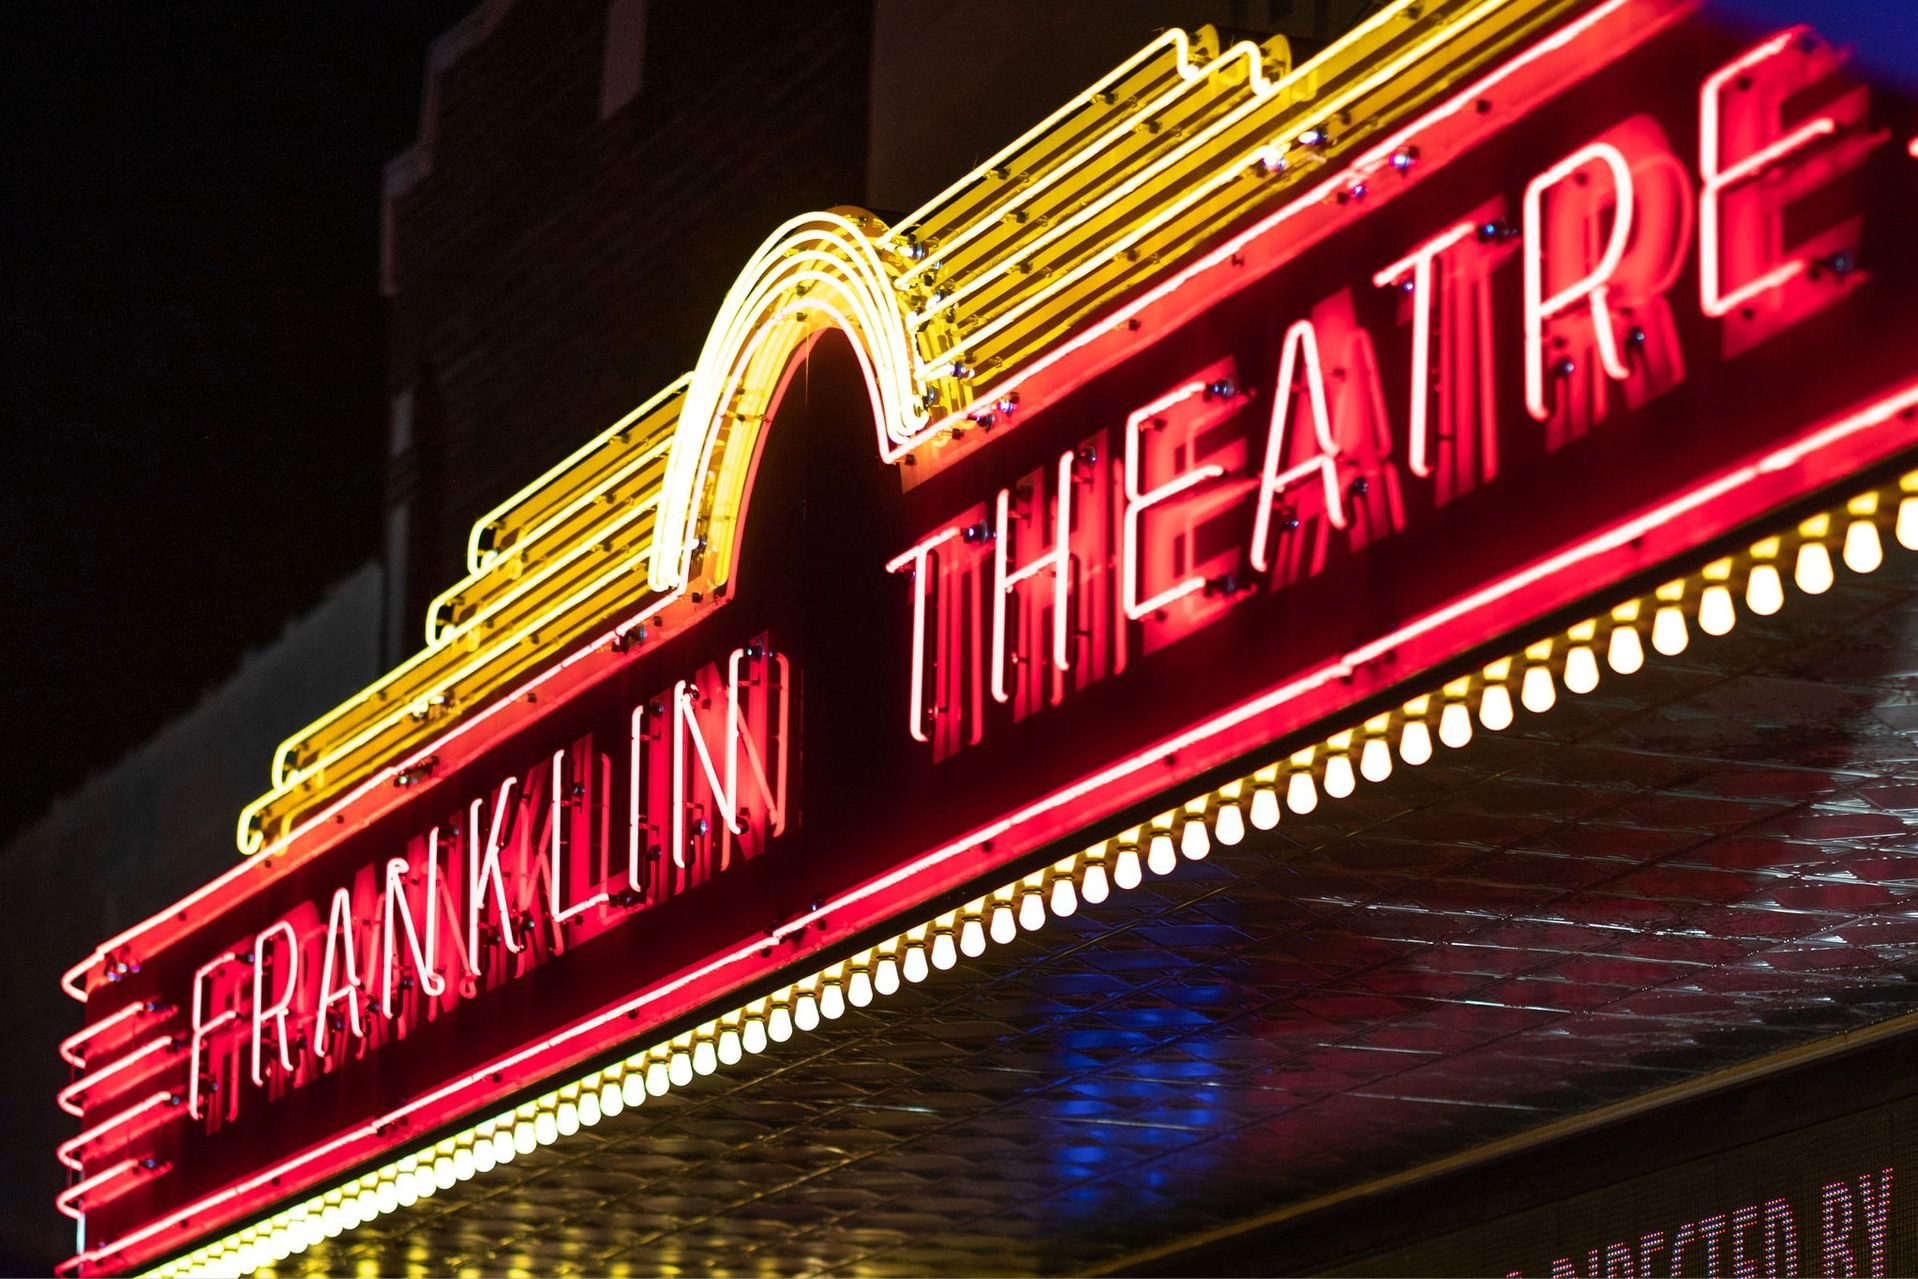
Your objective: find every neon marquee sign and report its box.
[58,3,1918,1272]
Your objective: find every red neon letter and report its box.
[1250,319,1345,573]
[466,777,523,974]
[187,950,241,1119]
[380,835,447,1018]
[669,648,789,867]
[313,888,364,1058]
[886,528,959,742]
[991,451,1075,703]
[1373,223,1476,479]
[1700,29,1840,318]
[1123,382,1226,619]
[1523,142,1635,422]
[250,920,299,1086]
[548,748,608,925]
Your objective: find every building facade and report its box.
[53,2,1918,1275]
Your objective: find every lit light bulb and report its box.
[1080,861,1111,903]
[473,1140,497,1175]
[578,1089,602,1126]
[818,983,846,1019]
[1563,645,1600,694]
[1899,497,1918,551]
[989,904,1016,945]
[1114,845,1144,889]
[514,1120,538,1154]
[494,1127,520,1163]
[1323,754,1356,798]
[792,994,820,1032]
[377,1180,401,1214]
[692,1036,720,1072]
[1478,683,1514,731]
[1521,665,1555,713]
[1698,584,1735,636]
[671,1047,697,1084]
[1019,891,1047,930]
[1360,737,1393,782]
[1147,832,1177,875]
[603,1080,628,1117]
[769,1002,795,1040]
[1249,786,1281,829]
[1399,719,1434,764]
[719,1025,745,1061]
[1746,563,1783,614]
[874,956,901,995]
[960,916,988,956]
[1214,801,1246,844]
[534,1111,559,1146]
[1180,820,1211,859]
[621,1071,646,1107]
[1050,877,1078,916]
[320,1205,344,1238]
[931,931,958,969]
[1438,701,1472,749]
[1607,625,1643,674]
[1285,771,1318,814]
[1795,540,1834,593]
[1845,519,1884,573]
[902,946,930,983]
[743,1016,770,1053]
[646,1058,673,1094]
[1650,605,1687,655]
[556,1100,580,1135]
[847,969,874,1007]
[453,1145,477,1179]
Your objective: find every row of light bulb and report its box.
[146,478,1913,1278]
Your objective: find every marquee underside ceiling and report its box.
[262,563,1918,1278]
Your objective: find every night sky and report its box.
[0,4,471,844]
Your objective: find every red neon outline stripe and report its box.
[57,1034,178,1118]
[58,1090,180,1172]
[57,1158,167,1221]
[58,0,1655,1008]
[58,1000,166,1068]
[67,376,1918,1275]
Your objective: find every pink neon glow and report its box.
[885,527,960,743]
[58,999,165,1069]
[187,950,242,1120]
[466,778,524,974]
[1698,27,1839,318]
[1523,142,1636,422]
[1123,380,1225,619]
[669,648,789,866]
[991,450,1076,704]
[549,749,608,924]
[57,1089,178,1172]
[251,920,299,1086]
[57,1156,166,1220]
[1373,222,1477,479]
[313,889,364,1059]
[57,1033,177,1117]
[1250,318,1348,573]
[57,0,1643,1014]
[382,838,447,1018]
[61,370,1918,1278]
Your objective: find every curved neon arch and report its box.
[648,208,935,595]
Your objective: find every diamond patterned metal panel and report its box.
[264,567,1918,1277]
